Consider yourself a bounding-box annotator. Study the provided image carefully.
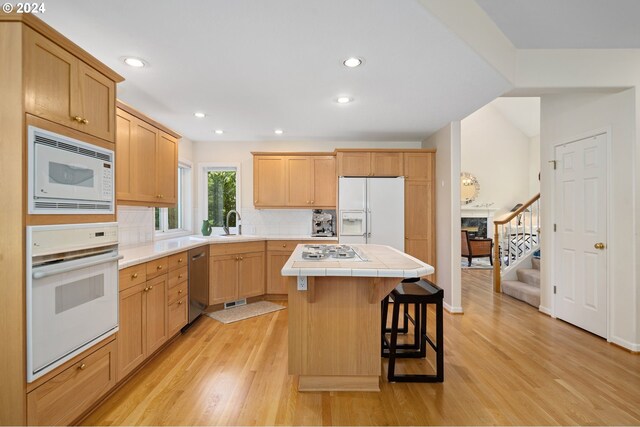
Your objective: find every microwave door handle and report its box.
[32,254,123,279]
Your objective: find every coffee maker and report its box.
[312,209,335,237]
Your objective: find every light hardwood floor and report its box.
[84,270,640,425]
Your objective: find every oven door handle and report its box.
[32,254,123,279]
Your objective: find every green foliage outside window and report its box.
[208,171,236,227]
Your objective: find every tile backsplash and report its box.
[117,206,154,247]
[240,207,312,236]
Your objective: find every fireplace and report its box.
[461,217,488,238]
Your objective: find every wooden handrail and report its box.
[494,193,540,225]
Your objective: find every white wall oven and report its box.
[28,126,114,214]
[26,223,121,382]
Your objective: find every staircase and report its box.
[501,257,540,307]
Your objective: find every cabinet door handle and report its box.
[78,363,87,370]
[178,300,183,305]
[157,265,163,270]
[144,287,149,292]
[148,285,153,290]
[311,200,314,204]
[178,258,183,263]
[81,118,89,125]
[178,274,183,279]
[131,273,138,279]
[254,200,258,204]
[282,244,286,248]
[72,115,83,123]
[178,289,183,294]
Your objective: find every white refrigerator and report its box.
[338,177,405,251]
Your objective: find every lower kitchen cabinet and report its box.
[116,252,187,382]
[209,242,266,305]
[145,275,169,355]
[27,339,116,426]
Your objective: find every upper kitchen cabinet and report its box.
[404,152,434,181]
[116,102,180,207]
[337,151,371,176]
[336,150,403,176]
[253,153,336,209]
[254,156,287,207]
[23,27,118,143]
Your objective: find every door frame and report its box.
[550,127,613,341]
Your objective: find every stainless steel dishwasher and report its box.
[185,246,209,327]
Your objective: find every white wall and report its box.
[423,123,462,313]
[540,89,637,350]
[529,135,540,196]
[192,140,422,235]
[461,103,533,217]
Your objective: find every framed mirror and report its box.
[460,172,480,205]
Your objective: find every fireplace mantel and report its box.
[461,206,499,239]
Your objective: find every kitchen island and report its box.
[282,244,434,392]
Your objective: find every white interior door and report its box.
[554,133,607,338]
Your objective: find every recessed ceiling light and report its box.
[214,129,224,135]
[194,112,206,118]
[123,57,146,68]
[274,129,284,135]
[336,96,353,104]
[343,57,363,68]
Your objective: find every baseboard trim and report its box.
[538,305,553,316]
[609,335,640,353]
[444,302,464,314]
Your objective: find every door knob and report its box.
[594,242,606,250]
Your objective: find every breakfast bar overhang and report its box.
[282,244,435,392]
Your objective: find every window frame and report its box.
[154,161,193,239]
[198,162,241,235]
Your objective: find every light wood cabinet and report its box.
[371,152,403,176]
[145,275,168,355]
[209,242,266,304]
[117,283,146,381]
[403,153,436,277]
[337,152,371,176]
[238,251,265,298]
[254,156,287,207]
[311,157,337,207]
[117,251,188,382]
[26,340,116,426]
[254,154,336,208]
[337,151,404,177]
[266,240,338,294]
[116,103,180,207]
[24,28,116,142]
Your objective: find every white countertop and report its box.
[118,234,337,269]
[281,244,435,278]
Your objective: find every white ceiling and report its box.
[477,0,640,49]
[40,0,510,142]
[490,97,540,138]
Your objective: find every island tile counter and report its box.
[282,244,435,392]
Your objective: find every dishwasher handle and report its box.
[191,252,206,261]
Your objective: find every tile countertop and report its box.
[118,234,337,269]
[281,244,435,278]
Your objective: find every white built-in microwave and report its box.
[28,126,114,214]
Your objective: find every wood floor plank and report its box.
[82,270,640,425]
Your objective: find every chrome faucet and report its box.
[223,210,242,235]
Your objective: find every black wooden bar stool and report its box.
[381,278,444,382]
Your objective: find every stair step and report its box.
[532,257,540,271]
[517,268,540,288]
[502,280,540,308]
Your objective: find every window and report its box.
[201,165,240,232]
[155,163,191,234]
[207,168,237,226]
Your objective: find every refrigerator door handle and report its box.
[367,208,372,239]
